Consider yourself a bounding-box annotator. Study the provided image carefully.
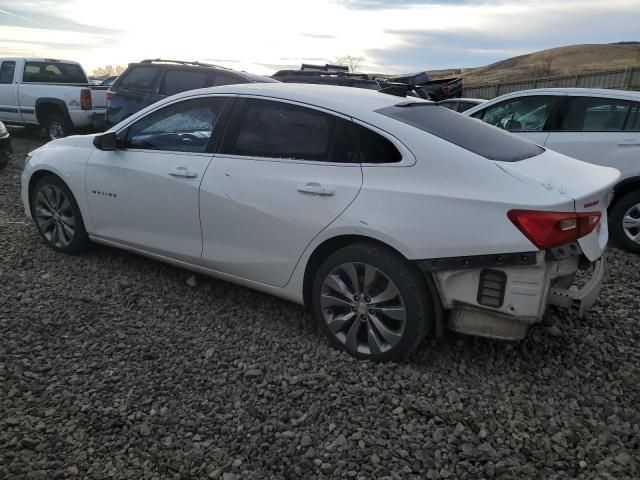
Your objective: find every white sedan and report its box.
[21,84,619,361]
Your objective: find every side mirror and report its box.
[93,132,117,151]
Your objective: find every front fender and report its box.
[21,146,93,232]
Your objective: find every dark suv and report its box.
[272,64,463,101]
[105,59,277,128]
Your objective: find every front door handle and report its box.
[618,139,640,147]
[169,167,198,178]
[297,182,335,196]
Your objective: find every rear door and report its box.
[470,94,561,146]
[200,97,363,287]
[544,95,640,172]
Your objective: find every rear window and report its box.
[23,61,87,83]
[119,67,159,91]
[377,103,544,162]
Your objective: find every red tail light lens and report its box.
[106,90,116,101]
[508,210,601,250]
[80,89,92,110]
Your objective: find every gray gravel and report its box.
[1,130,639,479]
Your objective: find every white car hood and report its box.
[40,134,96,149]
[497,149,620,261]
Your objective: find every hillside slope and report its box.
[429,43,640,85]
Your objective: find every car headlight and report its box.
[24,153,32,167]
[0,122,7,136]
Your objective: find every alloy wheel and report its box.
[48,121,65,140]
[34,185,76,248]
[622,203,640,244]
[320,262,406,355]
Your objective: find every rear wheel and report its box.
[312,243,432,362]
[31,175,90,254]
[609,191,640,254]
[42,113,71,140]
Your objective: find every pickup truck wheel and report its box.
[312,243,433,362]
[31,175,90,254]
[43,114,71,140]
[609,191,640,254]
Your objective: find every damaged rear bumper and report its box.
[547,257,605,317]
[421,250,605,340]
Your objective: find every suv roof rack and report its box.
[300,63,349,73]
[139,58,231,70]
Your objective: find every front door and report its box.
[470,94,561,146]
[200,97,363,287]
[86,96,230,264]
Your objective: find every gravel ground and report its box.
[1,130,639,480]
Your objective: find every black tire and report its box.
[30,175,90,254]
[609,191,640,254]
[0,152,9,171]
[311,242,433,362]
[42,113,72,140]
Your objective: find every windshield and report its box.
[377,103,544,162]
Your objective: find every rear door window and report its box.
[559,96,631,131]
[0,61,15,84]
[221,98,358,162]
[209,72,246,87]
[378,102,544,162]
[477,96,556,132]
[160,70,208,96]
[120,67,160,91]
[23,61,87,83]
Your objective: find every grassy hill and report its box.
[428,43,640,85]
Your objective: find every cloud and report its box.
[336,0,482,9]
[0,1,119,34]
[365,3,640,72]
[302,33,338,39]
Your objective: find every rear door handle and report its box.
[618,139,640,146]
[169,167,198,178]
[297,182,335,196]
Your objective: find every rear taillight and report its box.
[106,90,116,101]
[508,210,601,250]
[80,89,92,110]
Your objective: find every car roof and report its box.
[171,82,422,117]
[440,98,485,103]
[493,88,640,100]
[0,57,81,64]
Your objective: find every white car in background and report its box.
[21,84,619,361]
[465,88,640,253]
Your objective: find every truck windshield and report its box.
[376,103,544,162]
[23,62,88,84]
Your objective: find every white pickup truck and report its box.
[0,57,108,140]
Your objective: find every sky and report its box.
[0,0,638,76]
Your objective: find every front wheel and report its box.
[609,191,640,254]
[31,175,90,254]
[312,243,433,362]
